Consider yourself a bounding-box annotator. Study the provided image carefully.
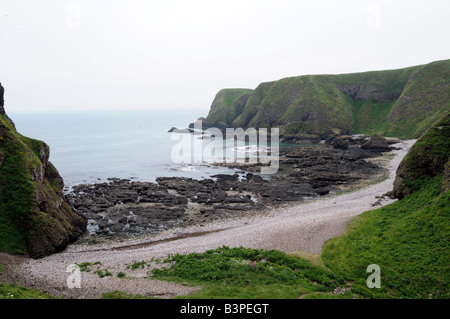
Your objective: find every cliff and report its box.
[0,83,87,259]
[202,60,450,140]
[203,88,254,129]
[393,111,450,199]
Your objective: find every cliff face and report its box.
[393,111,450,199]
[203,88,254,128]
[0,83,87,258]
[202,60,450,140]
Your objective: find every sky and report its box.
[1,0,449,113]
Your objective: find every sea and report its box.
[10,109,298,188]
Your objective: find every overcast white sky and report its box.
[1,0,449,112]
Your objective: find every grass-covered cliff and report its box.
[203,60,450,140]
[203,88,254,128]
[393,112,450,199]
[0,83,87,259]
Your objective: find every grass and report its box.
[75,261,115,278]
[75,261,102,272]
[150,246,347,299]
[352,100,396,136]
[397,112,450,194]
[0,114,36,255]
[322,175,449,299]
[0,283,54,299]
[126,260,150,270]
[205,89,254,126]
[386,60,450,139]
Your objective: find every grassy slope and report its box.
[395,112,450,193]
[386,60,450,139]
[0,282,54,299]
[151,246,346,299]
[234,75,355,135]
[322,176,449,299]
[0,112,74,256]
[204,88,254,126]
[233,81,275,128]
[322,113,449,299]
[351,100,396,135]
[0,114,40,254]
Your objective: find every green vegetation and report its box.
[204,88,254,127]
[0,107,87,258]
[352,100,396,135]
[96,269,113,278]
[126,260,150,270]
[0,115,37,255]
[151,246,346,299]
[0,283,54,299]
[205,59,450,139]
[322,113,449,299]
[393,112,450,198]
[76,261,113,278]
[75,261,102,272]
[322,175,449,299]
[386,60,450,139]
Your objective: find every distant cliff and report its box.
[0,83,87,258]
[202,60,450,141]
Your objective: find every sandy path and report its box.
[6,140,415,299]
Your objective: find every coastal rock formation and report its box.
[393,112,450,199]
[66,141,390,239]
[201,60,450,140]
[361,134,391,151]
[0,83,87,258]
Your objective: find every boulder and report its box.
[361,134,391,151]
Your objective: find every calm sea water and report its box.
[10,109,242,187]
[10,110,307,188]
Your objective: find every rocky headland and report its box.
[200,59,450,141]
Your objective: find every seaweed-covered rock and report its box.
[361,134,390,151]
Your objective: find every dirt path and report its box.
[2,140,415,299]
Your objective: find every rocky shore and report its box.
[66,135,398,242]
